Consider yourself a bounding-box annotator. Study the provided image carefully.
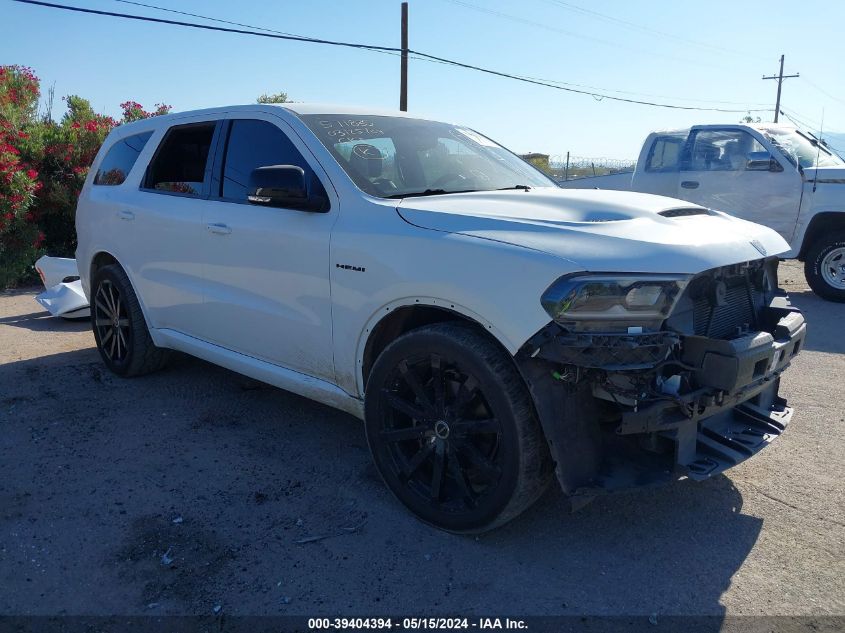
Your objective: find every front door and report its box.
[676,128,803,241]
[195,115,337,383]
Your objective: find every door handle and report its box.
[681,180,699,189]
[206,222,232,235]
[117,210,135,221]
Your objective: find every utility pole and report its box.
[400,2,408,111]
[763,55,799,123]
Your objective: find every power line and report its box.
[780,108,821,132]
[536,0,770,62]
[799,76,845,107]
[409,50,771,113]
[778,110,843,156]
[779,109,813,129]
[113,0,302,36]
[111,0,409,63]
[780,110,841,151]
[11,0,773,114]
[119,0,768,107]
[12,0,402,53]
[488,70,771,107]
[439,0,734,72]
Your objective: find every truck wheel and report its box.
[805,231,845,302]
[364,322,551,533]
[91,264,170,376]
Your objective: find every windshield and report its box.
[764,128,844,169]
[299,114,556,198]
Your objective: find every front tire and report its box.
[805,231,845,302]
[91,264,170,376]
[364,323,551,533]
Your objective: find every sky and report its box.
[2,0,844,160]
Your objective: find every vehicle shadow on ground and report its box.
[786,290,842,354]
[0,348,760,623]
[0,309,90,333]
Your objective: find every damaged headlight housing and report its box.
[541,274,689,331]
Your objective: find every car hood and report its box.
[396,188,790,274]
[808,165,845,182]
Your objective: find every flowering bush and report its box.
[120,100,171,123]
[0,66,43,288]
[0,65,171,287]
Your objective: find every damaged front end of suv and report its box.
[516,256,806,505]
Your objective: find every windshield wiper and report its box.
[797,130,834,156]
[497,185,532,191]
[387,189,477,199]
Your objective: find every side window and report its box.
[145,123,216,196]
[645,134,685,173]
[221,119,326,202]
[93,131,153,185]
[684,129,767,172]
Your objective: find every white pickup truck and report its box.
[559,124,845,301]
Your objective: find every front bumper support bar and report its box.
[676,390,792,479]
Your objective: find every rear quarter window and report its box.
[93,131,153,185]
[645,134,686,173]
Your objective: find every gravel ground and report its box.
[0,260,842,620]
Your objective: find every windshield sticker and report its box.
[454,127,498,147]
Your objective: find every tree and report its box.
[256,91,289,104]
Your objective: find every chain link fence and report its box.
[522,153,637,182]
[550,155,637,181]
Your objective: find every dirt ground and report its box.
[1,260,843,619]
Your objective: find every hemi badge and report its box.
[336,263,366,272]
[750,240,767,256]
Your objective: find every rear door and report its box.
[195,114,338,382]
[675,127,803,240]
[120,118,222,334]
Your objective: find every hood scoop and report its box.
[659,207,712,218]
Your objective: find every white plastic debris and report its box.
[33,256,90,319]
[659,374,682,396]
[160,547,174,566]
[34,255,77,288]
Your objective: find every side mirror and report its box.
[247,165,324,210]
[746,152,783,173]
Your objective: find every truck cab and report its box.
[563,123,845,300]
[639,124,845,301]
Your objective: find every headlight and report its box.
[541,274,689,330]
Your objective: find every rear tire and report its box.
[805,231,845,302]
[91,264,170,377]
[364,322,551,533]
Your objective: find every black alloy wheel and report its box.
[93,277,131,364]
[91,264,170,377]
[365,323,551,533]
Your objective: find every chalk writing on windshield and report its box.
[317,119,385,142]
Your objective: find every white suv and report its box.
[76,104,806,532]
